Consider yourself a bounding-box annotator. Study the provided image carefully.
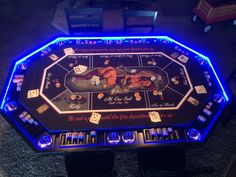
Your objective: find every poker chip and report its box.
[77,95,83,100]
[171,77,176,82]
[131,69,136,73]
[153,90,159,96]
[135,96,142,101]
[134,92,140,97]
[98,93,104,99]
[147,61,152,65]
[55,83,61,88]
[174,80,179,85]
[70,94,77,101]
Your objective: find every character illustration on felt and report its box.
[70,66,163,94]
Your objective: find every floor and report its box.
[0,0,236,177]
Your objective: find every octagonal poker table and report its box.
[0,36,229,152]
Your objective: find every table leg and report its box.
[137,148,214,177]
[48,0,64,36]
[137,148,186,176]
[65,151,116,177]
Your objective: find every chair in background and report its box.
[68,0,94,7]
[65,8,103,35]
[123,10,158,33]
[48,0,64,36]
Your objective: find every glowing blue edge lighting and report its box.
[0,35,230,150]
[0,36,168,110]
[0,38,60,109]
[164,36,229,102]
[0,35,229,111]
[56,35,229,101]
[200,106,225,142]
[1,111,41,151]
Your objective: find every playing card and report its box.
[36,104,49,114]
[195,85,207,94]
[89,112,101,124]
[178,54,189,63]
[73,65,88,74]
[27,89,39,99]
[63,48,74,55]
[148,111,161,123]
[49,54,59,61]
[187,97,199,106]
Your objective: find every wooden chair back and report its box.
[123,10,158,32]
[65,8,103,35]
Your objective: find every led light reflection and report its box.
[38,135,53,148]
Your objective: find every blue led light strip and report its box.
[164,36,229,101]
[0,36,229,110]
[0,38,59,109]
[56,36,168,41]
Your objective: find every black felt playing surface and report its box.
[18,39,219,132]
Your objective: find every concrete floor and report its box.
[0,0,236,177]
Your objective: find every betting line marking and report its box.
[89,92,92,110]
[90,92,93,110]
[87,92,90,111]
[166,86,185,97]
[138,54,143,67]
[49,107,182,114]
[89,55,92,68]
[137,54,141,66]
[141,90,148,108]
[144,91,151,108]
[163,61,173,70]
[91,55,94,68]
[51,89,69,101]
[56,63,70,72]
[63,73,69,90]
